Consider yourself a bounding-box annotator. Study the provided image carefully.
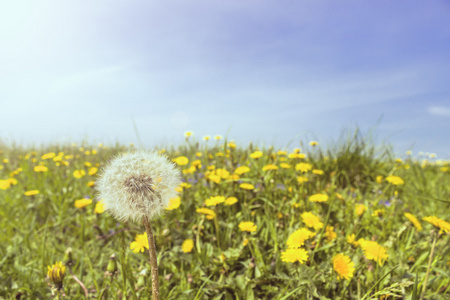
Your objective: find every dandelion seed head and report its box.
[97,150,181,222]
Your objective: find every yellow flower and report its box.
[309,193,329,203]
[250,151,263,159]
[277,150,287,155]
[404,213,422,231]
[422,216,450,234]
[235,166,250,175]
[312,169,324,175]
[88,167,98,176]
[182,166,196,174]
[74,198,92,208]
[84,162,92,167]
[332,254,355,280]
[206,173,221,184]
[47,261,66,288]
[280,163,291,169]
[346,234,358,247]
[182,239,194,253]
[216,168,230,179]
[355,204,367,216]
[205,196,226,207]
[295,163,312,173]
[309,141,319,146]
[73,169,86,178]
[376,175,383,184]
[95,200,105,214]
[87,181,95,187]
[184,131,193,137]
[262,164,278,171]
[130,232,149,253]
[34,165,48,172]
[301,212,323,231]
[24,190,39,196]
[372,209,385,217]
[225,197,238,206]
[358,239,388,266]
[325,225,337,241]
[173,156,189,166]
[297,176,309,184]
[214,135,223,140]
[196,208,216,220]
[281,248,309,264]
[239,183,255,190]
[288,153,306,159]
[2,158,9,163]
[286,228,315,248]
[242,238,249,246]
[203,135,211,141]
[41,152,56,160]
[239,221,257,232]
[385,175,404,185]
[166,197,181,210]
[0,180,11,190]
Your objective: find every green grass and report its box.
[0,134,449,299]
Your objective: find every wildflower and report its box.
[312,169,324,175]
[309,193,328,203]
[242,238,249,246]
[2,158,9,163]
[280,163,291,169]
[96,150,180,222]
[87,181,95,187]
[297,176,309,184]
[95,200,105,214]
[372,209,385,217]
[74,198,92,208]
[173,156,189,166]
[184,131,193,138]
[215,168,230,179]
[239,221,257,232]
[288,153,306,159]
[0,180,11,190]
[355,204,367,216]
[225,197,238,206]
[203,135,211,141]
[404,213,422,231]
[250,151,263,159]
[205,196,225,207]
[235,166,250,175]
[301,212,323,231]
[47,261,66,289]
[262,164,278,171]
[281,248,308,264]
[182,239,194,253]
[85,162,92,167]
[358,239,388,266]
[346,234,358,247]
[166,197,181,210]
[88,167,98,176]
[422,216,450,234]
[41,152,56,160]
[325,225,337,241]
[73,169,85,178]
[309,141,319,146]
[130,232,149,253]
[385,175,404,185]
[239,183,255,190]
[34,165,48,172]
[332,254,355,280]
[24,190,39,196]
[182,166,196,174]
[376,175,383,184]
[196,208,216,220]
[214,135,223,140]
[286,228,315,248]
[295,163,312,173]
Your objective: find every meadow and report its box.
[0,131,449,299]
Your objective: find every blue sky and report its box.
[1,0,449,158]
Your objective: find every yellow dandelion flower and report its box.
[301,212,323,231]
[41,152,56,160]
[95,200,105,214]
[184,131,193,138]
[24,190,40,196]
[332,254,355,280]
[74,198,92,208]
[404,213,422,231]
[355,204,367,216]
[203,135,211,141]
[47,261,66,289]
[312,169,324,175]
[372,209,385,217]
[280,163,291,169]
[88,167,98,176]
[286,228,315,248]
[295,163,312,173]
[235,166,250,175]
[205,196,226,207]
[309,193,329,203]
[214,135,223,140]
[207,174,221,184]
[196,208,216,220]
[0,180,11,190]
[225,196,238,206]
[288,153,305,159]
[297,176,309,184]
[346,234,358,247]
[84,162,92,167]
[173,156,189,166]
[423,216,450,234]
[239,221,257,232]
[309,141,319,146]
[277,150,287,155]
[34,165,48,172]
[216,168,230,179]
[239,183,255,190]
[130,232,149,253]
[87,181,95,187]
[385,175,404,185]
[281,248,308,264]
[242,238,249,246]
[250,151,263,159]
[262,164,278,171]
[358,239,388,266]
[376,175,383,184]
[181,239,194,253]
[166,197,181,210]
[73,169,85,178]
[325,225,337,241]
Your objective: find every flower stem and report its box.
[420,231,438,300]
[143,216,160,300]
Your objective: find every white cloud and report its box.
[428,106,450,117]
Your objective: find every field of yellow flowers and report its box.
[0,132,449,299]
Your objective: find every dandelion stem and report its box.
[143,216,160,300]
[420,231,438,300]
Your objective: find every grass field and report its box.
[0,132,449,299]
